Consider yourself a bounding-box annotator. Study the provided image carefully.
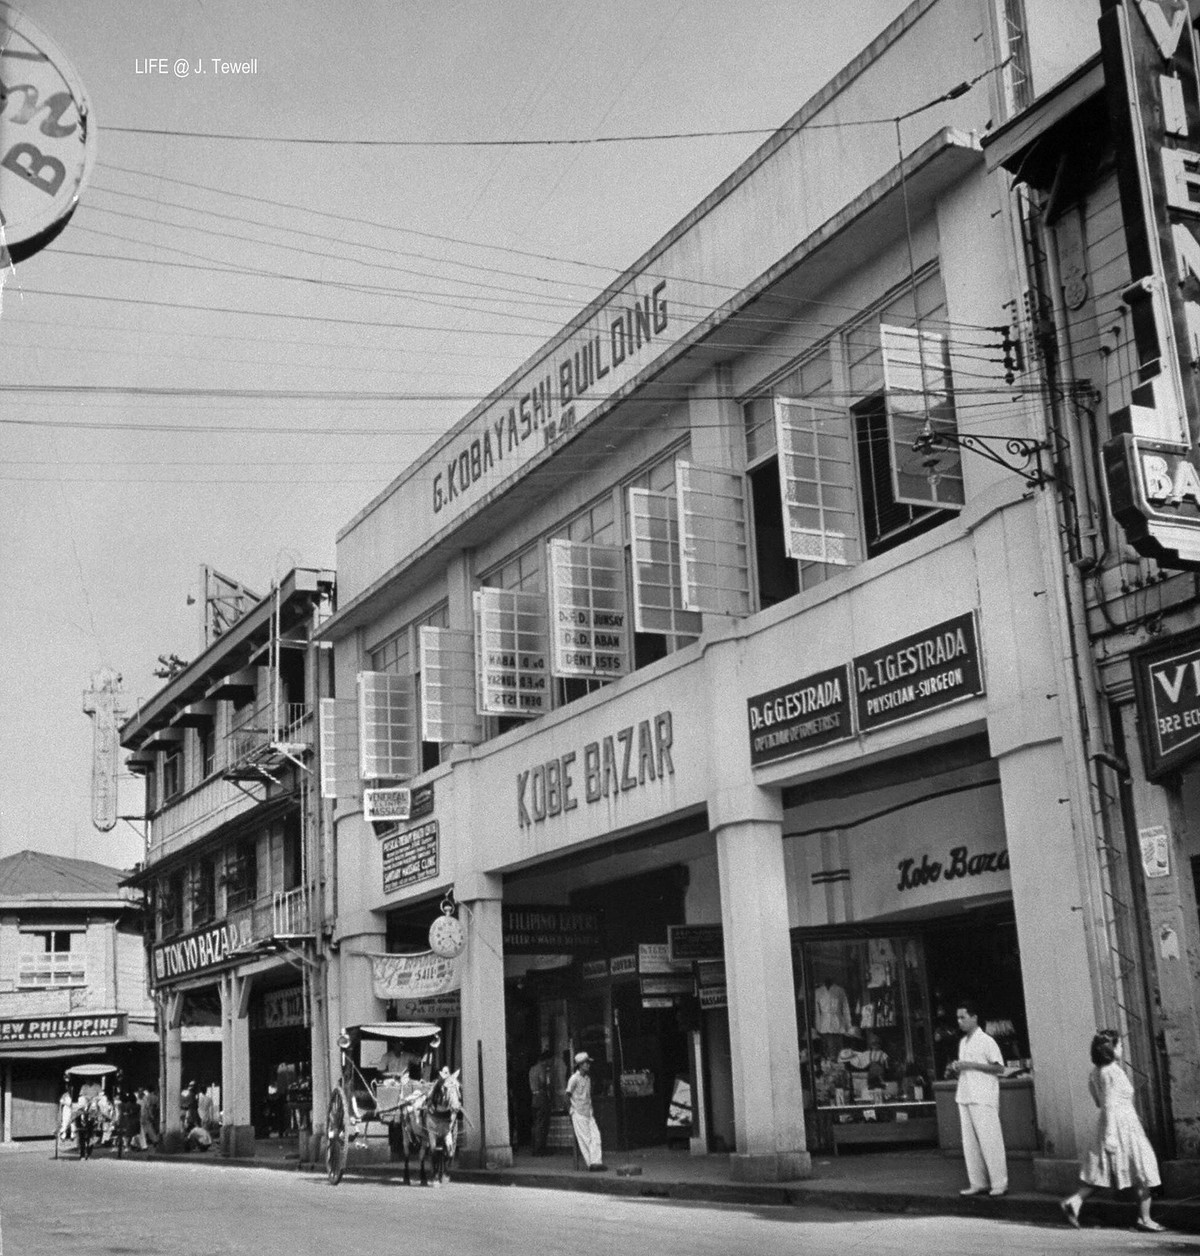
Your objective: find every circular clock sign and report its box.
[0,3,97,262]
[428,912,465,958]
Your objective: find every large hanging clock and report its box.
[429,911,465,958]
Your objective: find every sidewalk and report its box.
[24,1134,1198,1233]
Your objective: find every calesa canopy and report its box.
[353,1022,440,1042]
[64,1063,119,1078]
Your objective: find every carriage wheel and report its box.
[326,1088,348,1185]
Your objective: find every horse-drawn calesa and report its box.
[326,1023,462,1187]
[57,1063,122,1161]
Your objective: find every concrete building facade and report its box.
[317,0,1134,1189]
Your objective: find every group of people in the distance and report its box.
[950,1000,1164,1232]
[58,1079,160,1150]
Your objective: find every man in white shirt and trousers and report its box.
[565,1052,607,1171]
[949,999,1008,1197]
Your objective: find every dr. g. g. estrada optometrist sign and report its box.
[432,282,669,517]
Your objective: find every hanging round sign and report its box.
[0,3,97,262]
[428,912,465,958]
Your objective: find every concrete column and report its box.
[219,972,254,1156]
[713,789,810,1182]
[164,1012,182,1133]
[2,1062,12,1143]
[456,871,511,1169]
[996,740,1099,1186]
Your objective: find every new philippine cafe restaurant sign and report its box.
[0,1013,126,1044]
[747,614,984,767]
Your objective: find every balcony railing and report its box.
[271,887,312,937]
[226,702,313,766]
[18,954,87,988]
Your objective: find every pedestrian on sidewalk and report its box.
[1060,1030,1165,1232]
[529,1047,553,1156]
[140,1085,160,1149]
[566,1052,606,1172]
[948,999,1008,1198]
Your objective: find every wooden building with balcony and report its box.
[120,567,334,1156]
[0,850,155,1141]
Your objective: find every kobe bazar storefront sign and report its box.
[1100,0,1200,568]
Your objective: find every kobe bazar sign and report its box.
[1101,0,1200,567]
[0,3,96,262]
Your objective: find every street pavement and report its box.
[2,1144,1198,1256]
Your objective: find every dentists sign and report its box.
[1100,0,1200,567]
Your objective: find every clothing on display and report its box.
[814,980,853,1037]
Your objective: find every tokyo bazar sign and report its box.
[151,915,253,986]
[0,3,96,262]
[1100,0,1200,567]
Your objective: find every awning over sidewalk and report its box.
[0,1045,108,1062]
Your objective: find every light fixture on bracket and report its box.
[912,421,1055,490]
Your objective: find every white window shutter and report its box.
[675,461,751,615]
[418,627,482,744]
[318,698,359,801]
[357,671,418,781]
[628,487,703,636]
[880,323,964,509]
[547,539,630,679]
[473,588,550,717]
[774,397,862,566]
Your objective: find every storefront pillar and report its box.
[2,1062,12,1143]
[996,739,1103,1189]
[713,790,810,1182]
[219,972,254,1156]
[456,872,512,1169]
[164,999,182,1134]
[1118,704,1200,1166]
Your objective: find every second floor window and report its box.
[162,747,183,804]
[192,857,217,925]
[18,929,86,987]
[224,841,258,910]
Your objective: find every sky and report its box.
[0,0,917,870]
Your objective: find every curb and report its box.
[129,1150,1200,1232]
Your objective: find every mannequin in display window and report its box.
[814,976,853,1055]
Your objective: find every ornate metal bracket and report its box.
[912,426,1054,489]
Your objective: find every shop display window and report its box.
[794,933,938,1149]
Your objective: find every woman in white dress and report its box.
[1060,1029,1164,1232]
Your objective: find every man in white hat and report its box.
[565,1052,606,1171]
